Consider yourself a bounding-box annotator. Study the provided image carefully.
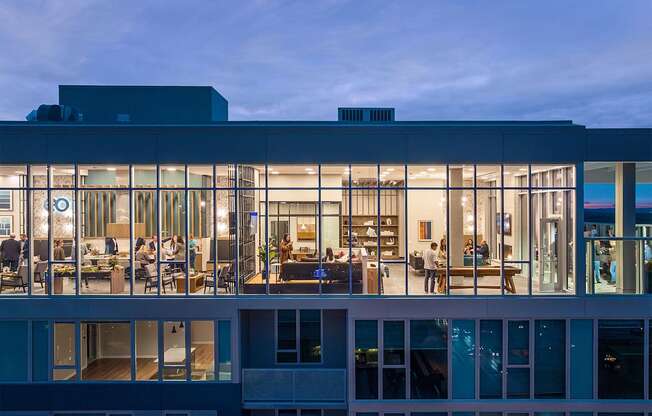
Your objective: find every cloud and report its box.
[0,0,650,126]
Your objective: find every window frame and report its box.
[275,309,323,365]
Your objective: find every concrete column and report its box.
[615,162,636,293]
[449,168,463,268]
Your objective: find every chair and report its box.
[217,264,232,294]
[33,261,48,288]
[203,270,216,294]
[144,263,175,294]
[0,265,28,293]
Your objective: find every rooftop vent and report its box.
[338,107,395,122]
[26,104,82,122]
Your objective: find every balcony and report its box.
[242,368,347,404]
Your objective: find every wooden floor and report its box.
[81,344,214,381]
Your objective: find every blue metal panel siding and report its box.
[0,383,241,414]
[585,128,652,161]
[59,85,227,123]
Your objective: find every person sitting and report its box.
[477,240,490,264]
[323,247,335,263]
[464,238,474,255]
[135,245,151,268]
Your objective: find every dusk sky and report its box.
[0,1,651,125]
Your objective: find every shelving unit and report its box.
[342,214,401,260]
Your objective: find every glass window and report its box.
[53,322,76,380]
[410,319,447,399]
[355,320,378,400]
[268,164,318,188]
[133,165,157,188]
[0,165,26,188]
[299,310,321,363]
[163,321,187,381]
[407,165,446,188]
[479,320,502,399]
[507,320,530,399]
[570,319,593,399]
[135,320,158,381]
[80,322,131,381]
[188,165,213,188]
[534,320,565,399]
[598,319,644,399]
[218,320,232,381]
[79,165,129,188]
[383,320,405,399]
[32,321,49,381]
[191,320,214,380]
[451,320,475,399]
[160,165,186,188]
[276,310,297,363]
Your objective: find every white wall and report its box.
[407,189,446,253]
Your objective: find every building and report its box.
[0,85,650,416]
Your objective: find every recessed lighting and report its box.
[305,168,314,171]
[504,171,511,175]
[107,167,116,171]
[308,171,316,175]
[519,168,527,172]
[166,167,177,172]
[427,168,436,172]
[271,171,279,175]
[387,168,395,172]
[14,170,23,174]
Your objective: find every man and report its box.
[0,234,22,271]
[19,233,28,264]
[423,241,438,294]
[105,236,118,255]
[477,240,490,264]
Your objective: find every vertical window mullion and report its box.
[26,165,32,296]
[185,165,189,296]
[212,164,218,296]
[404,165,408,295]
[318,165,322,295]
[500,165,505,295]
[129,164,134,296]
[156,165,161,296]
[445,165,450,295]
[473,165,478,296]
[265,164,270,295]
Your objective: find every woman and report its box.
[53,240,66,261]
[437,238,447,262]
[135,244,151,268]
[280,234,293,263]
[323,247,335,263]
[464,238,474,255]
[135,237,146,253]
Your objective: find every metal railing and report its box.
[242,368,347,403]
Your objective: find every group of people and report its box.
[133,234,200,271]
[422,238,491,294]
[0,233,28,271]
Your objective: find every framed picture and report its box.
[0,216,12,237]
[418,220,432,241]
[496,213,512,235]
[0,190,11,211]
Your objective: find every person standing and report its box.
[19,233,28,265]
[423,242,438,294]
[105,236,119,255]
[279,233,293,278]
[188,235,199,270]
[0,234,21,271]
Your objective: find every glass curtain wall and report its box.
[1,164,576,296]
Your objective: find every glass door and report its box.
[539,218,562,292]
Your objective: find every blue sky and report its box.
[0,1,651,125]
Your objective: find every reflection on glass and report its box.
[479,320,502,399]
[217,320,232,381]
[534,320,565,399]
[53,322,76,380]
[451,320,475,399]
[598,319,644,399]
[355,320,378,400]
[410,319,447,399]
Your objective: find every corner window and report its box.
[276,310,321,363]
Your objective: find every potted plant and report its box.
[258,243,278,279]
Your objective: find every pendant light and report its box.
[179,321,184,329]
[171,324,177,334]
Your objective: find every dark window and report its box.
[507,320,530,399]
[479,320,502,399]
[382,320,405,399]
[355,320,378,399]
[299,310,321,363]
[598,320,644,399]
[534,320,565,399]
[277,310,321,363]
[410,319,447,399]
[277,310,297,362]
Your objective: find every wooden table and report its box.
[435,266,521,293]
[176,273,205,293]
